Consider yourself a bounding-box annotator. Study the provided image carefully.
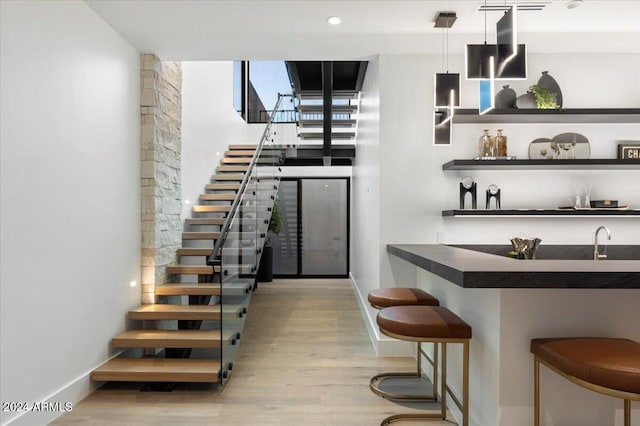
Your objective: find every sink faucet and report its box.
[594,226,611,260]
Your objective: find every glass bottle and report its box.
[496,129,508,157]
[479,129,495,158]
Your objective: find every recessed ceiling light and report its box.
[326,16,341,25]
[565,0,583,9]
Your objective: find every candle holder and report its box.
[460,177,477,209]
[486,184,501,209]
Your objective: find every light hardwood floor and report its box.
[52,279,451,425]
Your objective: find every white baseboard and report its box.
[349,273,414,357]
[2,352,123,426]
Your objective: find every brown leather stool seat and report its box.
[376,306,472,426]
[377,305,472,340]
[367,288,441,402]
[368,288,440,309]
[531,337,640,426]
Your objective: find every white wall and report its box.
[350,60,391,353]
[181,62,248,219]
[0,2,140,425]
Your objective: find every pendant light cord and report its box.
[446,25,449,72]
[441,28,445,73]
[484,0,488,44]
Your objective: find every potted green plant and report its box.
[266,200,282,242]
[258,200,282,282]
[529,84,559,109]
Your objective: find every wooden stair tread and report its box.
[229,144,257,150]
[166,265,216,274]
[177,248,257,257]
[205,183,241,191]
[199,194,236,201]
[128,304,223,320]
[225,150,280,157]
[167,264,254,275]
[221,157,277,165]
[211,174,245,181]
[216,165,249,172]
[91,358,220,383]
[156,283,221,296]
[112,330,234,348]
[182,232,220,240]
[176,248,214,256]
[192,205,232,213]
[185,218,225,226]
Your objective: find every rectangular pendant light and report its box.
[465,44,497,80]
[479,56,495,115]
[434,73,460,108]
[433,109,452,145]
[496,44,527,79]
[496,5,518,75]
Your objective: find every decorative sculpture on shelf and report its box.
[486,184,501,209]
[460,177,477,209]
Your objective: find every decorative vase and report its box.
[515,91,536,109]
[537,71,563,107]
[495,85,517,109]
[479,129,496,157]
[496,129,508,156]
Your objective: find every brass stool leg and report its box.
[624,399,630,426]
[462,340,469,426]
[441,342,447,419]
[534,357,540,426]
[370,342,438,401]
[381,340,474,426]
[433,342,439,398]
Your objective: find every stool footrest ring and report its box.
[381,413,447,426]
[369,372,437,401]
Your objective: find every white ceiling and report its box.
[86,0,640,60]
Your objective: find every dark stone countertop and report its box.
[387,244,640,289]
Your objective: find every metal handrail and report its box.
[207,93,290,266]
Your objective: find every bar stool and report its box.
[368,288,440,401]
[531,337,640,426]
[376,305,472,426]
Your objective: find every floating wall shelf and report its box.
[443,209,640,217]
[452,108,640,124]
[442,159,640,170]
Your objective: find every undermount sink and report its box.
[451,245,640,261]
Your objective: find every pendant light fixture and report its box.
[496,2,526,80]
[466,0,496,80]
[434,12,459,110]
[496,4,518,74]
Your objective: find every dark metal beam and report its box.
[354,62,368,92]
[322,61,333,166]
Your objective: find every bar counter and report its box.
[386,243,640,426]
[387,244,640,288]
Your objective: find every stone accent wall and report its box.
[140,54,182,304]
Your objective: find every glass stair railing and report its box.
[206,94,290,384]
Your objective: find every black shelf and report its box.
[443,209,640,217]
[453,108,640,124]
[442,159,640,170]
